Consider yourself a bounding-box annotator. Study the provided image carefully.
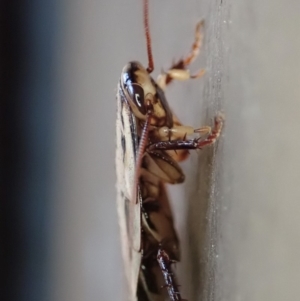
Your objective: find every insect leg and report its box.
[183,20,204,67]
[148,114,224,151]
[157,248,186,301]
[138,255,168,301]
[156,124,212,141]
[157,20,205,90]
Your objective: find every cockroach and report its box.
[115,1,224,300]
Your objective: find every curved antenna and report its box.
[131,111,152,204]
[144,0,154,73]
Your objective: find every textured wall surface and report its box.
[50,0,300,300]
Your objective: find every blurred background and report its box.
[1,0,300,301]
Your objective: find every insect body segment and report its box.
[137,183,180,301]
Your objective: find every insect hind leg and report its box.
[157,248,187,301]
[157,20,205,90]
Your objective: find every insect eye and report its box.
[127,83,146,114]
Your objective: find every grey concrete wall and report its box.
[50,0,300,300]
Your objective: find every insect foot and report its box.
[195,112,225,148]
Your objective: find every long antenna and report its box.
[131,111,152,204]
[144,0,154,73]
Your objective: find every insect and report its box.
[116,1,224,300]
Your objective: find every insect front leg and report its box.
[148,114,224,152]
[157,20,205,90]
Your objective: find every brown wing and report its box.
[116,84,142,300]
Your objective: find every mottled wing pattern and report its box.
[116,83,142,300]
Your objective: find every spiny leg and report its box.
[157,248,186,301]
[148,113,224,152]
[157,20,205,90]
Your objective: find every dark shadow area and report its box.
[0,1,58,300]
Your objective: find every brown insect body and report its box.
[118,61,223,301]
[116,1,224,300]
[119,63,184,301]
